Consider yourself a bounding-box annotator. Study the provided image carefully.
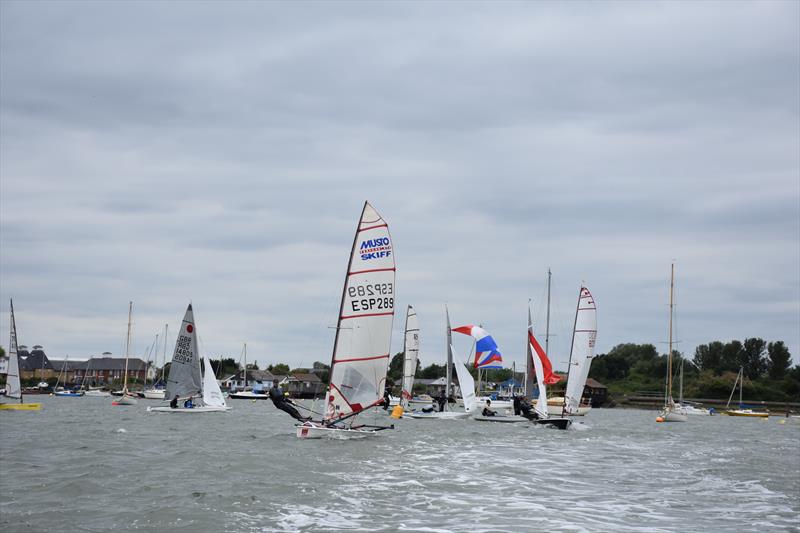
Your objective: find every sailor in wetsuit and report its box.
[482,399,497,417]
[268,381,308,421]
[519,398,539,420]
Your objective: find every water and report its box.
[1,397,798,532]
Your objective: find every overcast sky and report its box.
[1,1,798,372]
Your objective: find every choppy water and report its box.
[0,396,798,532]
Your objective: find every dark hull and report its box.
[534,417,572,430]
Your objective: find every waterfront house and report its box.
[71,357,152,386]
[284,373,325,398]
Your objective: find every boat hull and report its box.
[0,402,41,411]
[725,410,769,418]
[112,394,138,406]
[295,421,381,439]
[83,390,111,397]
[473,415,529,423]
[54,391,84,397]
[147,406,231,413]
[659,407,688,422]
[408,410,471,420]
[229,392,269,400]
[141,390,166,400]
[534,417,572,430]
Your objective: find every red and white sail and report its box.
[564,286,597,415]
[529,326,561,418]
[400,306,419,409]
[325,202,396,421]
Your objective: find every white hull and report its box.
[54,391,84,397]
[546,397,591,416]
[660,407,688,422]
[147,406,231,413]
[112,394,138,405]
[229,391,269,400]
[675,403,713,416]
[295,421,380,439]
[83,390,111,397]
[141,389,166,400]
[408,410,471,420]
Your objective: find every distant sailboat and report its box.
[723,367,769,418]
[410,306,475,420]
[398,305,420,411]
[562,286,598,417]
[53,355,84,397]
[657,265,687,422]
[148,304,230,413]
[296,202,397,438]
[228,343,269,400]
[112,302,138,406]
[0,300,41,411]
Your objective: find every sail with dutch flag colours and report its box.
[564,286,597,416]
[325,202,396,422]
[400,305,419,410]
[451,325,503,369]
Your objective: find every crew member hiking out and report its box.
[269,381,309,421]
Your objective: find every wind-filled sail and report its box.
[5,300,21,400]
[202,352,226,408]
[564,287,597,415]
[529,328,560,417]
[400,306,419,409]
[326,202,396,421]
[165,304,203,401]
[452,325,503,369]
[451,344,476,413]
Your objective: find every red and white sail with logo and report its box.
[564,287,597,415]
[400,305,419,409]
[325,202,396,421]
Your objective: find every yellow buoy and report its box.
[391,404,404,419]
[656,416,665,423]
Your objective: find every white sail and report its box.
[451,344,476,413]
[400,306,419,409]
[530,337,549,418]
[165,304,203,401]
[202,352,226,408]
[326,202,396,421]
[564,286,597,415]
[5,300,21,399]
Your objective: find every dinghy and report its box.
[0,300,42,411]
[397,305,420,414]
[296,202,396,438]
[562,286,598,419]
[147,304,230,413]
[111,302,139,406]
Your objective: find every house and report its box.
[584,378,608,407]
[17,345,57,381]
[423,377,463,398]
[71,357,153,386]
[223,369,283,391]
[284,373,324,398]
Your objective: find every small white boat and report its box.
[112,393,138,406]
[675,402,714,416]
[83,389,111,398]
[296,421,382,439]
[141,389,166,400]
[228,390,269,400]
[409,410,472,420]
[149,303,229,414]
[112,302,138,407]
[54,389,84,397]
[657,265,685,423]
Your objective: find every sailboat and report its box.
[673,359,714,415]
[0,300,42,411]
[141,328,166,400]
[296,202,397,438]
[723,367,769,418]
[657,264,687,422]
[526,307,571,429]
[397,305,420,412]
[53,356,84,397]
[229,343,269,399]
[409,306,476,420]
[561,286,598,418]
[112,302,138,406]
[148,304,230,413]
[453,323,512,411]
[81,357,111,397]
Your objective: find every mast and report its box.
[445,305,452,405]
[123,301,132,393]
[545,269,552,363]
[739,366,743,407]
[667,263,675,406]
[244,343,248,389]
[526,303,533,400]
[562,286,581,417]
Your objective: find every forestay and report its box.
[564,287,597,415]
[166,304,203,401]
[5,300,21,400]
[451,344,476,413]
[400,306,419,409]
[326,202,396,421]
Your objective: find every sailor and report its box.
[482,399,497,417]
[513,395,522,416]
[183,395,194,409]
[269,381,308,421]
[519,398,539,420]
[383,387,391,411]
[436,391,447,412]
[170,395,179,409]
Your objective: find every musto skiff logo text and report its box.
[359,237,392,261]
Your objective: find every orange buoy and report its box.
[656,416,665,423]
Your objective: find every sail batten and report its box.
[564,287,597,415]
[325,202,396,422]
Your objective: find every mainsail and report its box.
[6,300,22,400]
[166,304,203,401]
[564,286,597,415]
[325,202,396,422]
[400,305,419,409]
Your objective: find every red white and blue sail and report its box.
[452,325,503,369]
[325,202,396,422]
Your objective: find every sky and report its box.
[1,1,798,373]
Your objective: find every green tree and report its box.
[767,341,791,380]
[720,340,744,373]
[693,341,724,373]
[418,363,446,379]
[387,352,404,384]
[741,338,767,379]
[269,363,290,375]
